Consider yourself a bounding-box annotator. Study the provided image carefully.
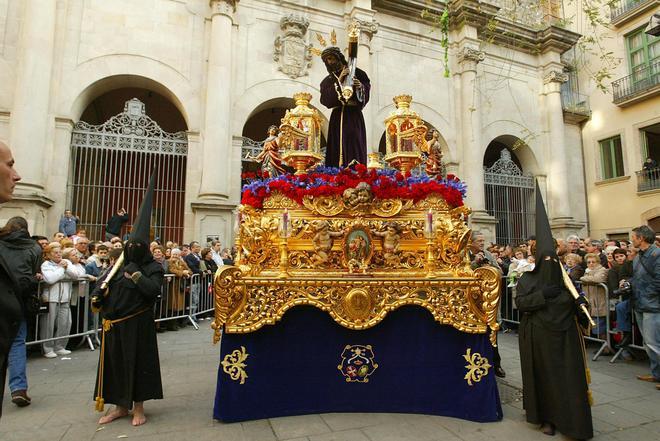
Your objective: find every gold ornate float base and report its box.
[212,266,501,346]
[213,192,501,347]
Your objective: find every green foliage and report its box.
[421,7,450,78]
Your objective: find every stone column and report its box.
[199,0,239,200]
[458,47,486,212]
[350,13,378,152]
[543,69,571,221]
[457,47,497,241]
[9,0,57,194]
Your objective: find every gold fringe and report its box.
[95,396,105,412]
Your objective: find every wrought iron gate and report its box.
[484,149,535,246]
[67,98,188,243]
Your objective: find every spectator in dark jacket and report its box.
[201,248,218,276]
[0,140,23,418]
[183,241,203,317]
[609,248,634,357]
[105,208,128,241]
[1,218,42,407]
[630,226,660,387]
[0,219,41,416]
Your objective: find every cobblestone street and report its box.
[1,323,659,441]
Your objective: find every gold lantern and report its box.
[383,95,428,174]
[279,92,324,175]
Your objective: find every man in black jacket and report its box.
[105,208,129,241]
[184,241,203,318]
[2,217,42,408]
[0,140,24,418]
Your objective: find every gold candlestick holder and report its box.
[425,235,436,278]
[278,236,290,278]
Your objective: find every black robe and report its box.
[320,67,370,167]
[515,274,593,440]
[93,260,164,409]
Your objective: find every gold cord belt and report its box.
[95,307,151,412]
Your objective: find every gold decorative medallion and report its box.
[221,346,249,385]
[338,345,378,382]
[463,348,491,386]
[343,288,372,321]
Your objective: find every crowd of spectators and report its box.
[488,230,659,366]
[1,209,237,409]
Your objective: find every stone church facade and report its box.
[0,0,589,246]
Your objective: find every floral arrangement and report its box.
[241,164,467,209]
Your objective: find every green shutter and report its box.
[599,136,624,180]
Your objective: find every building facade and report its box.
[0,0,592,246]
[568,0,660,240]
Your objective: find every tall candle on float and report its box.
[425,209,433,237]
[282,208,289,238]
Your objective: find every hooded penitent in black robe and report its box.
[515,258,593,440]
[93,241,164,410]
[320,67,370,167]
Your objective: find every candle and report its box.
[282,208,289,238]
[425,209,433,236]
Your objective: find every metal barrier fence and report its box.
[25,271,648,365]
[25,272,216,352]
[499,276,646,363]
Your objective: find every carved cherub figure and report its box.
[373,222,401,264]
[311,220,344,266]
[342,182,373,209]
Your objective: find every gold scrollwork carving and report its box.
[226,194,499,344]
[301,194,411,218]
[303,195,344,216]
[221,346,249,384]
[473,266,502,346]
[463,348,491,386]
[214,269,499,339]
[263,192,301,209]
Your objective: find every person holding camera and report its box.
[608,248,634,357]
[630,226,660,388]
[105,208,128,241]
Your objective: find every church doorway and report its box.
[68,90,188,243]
[483,137,535,247]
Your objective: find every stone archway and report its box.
[69,96,188,243]
[483,137,535,246]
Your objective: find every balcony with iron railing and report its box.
[636,167,660,192]
[610,0,659,26]
[612,61,660,106]
[561,88,591,124]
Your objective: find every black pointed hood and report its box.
[534,180,556,262]
[531,180,561,284]
[130,171,155,243]
[125,171,155,264]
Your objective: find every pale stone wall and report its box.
[0,0,593,246]
[566,4,660,239]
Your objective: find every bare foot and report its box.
[98,406,129,424]
[132,402,147,426]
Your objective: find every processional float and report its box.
[212,92,503,423]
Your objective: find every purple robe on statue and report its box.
[320,68,370,167]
